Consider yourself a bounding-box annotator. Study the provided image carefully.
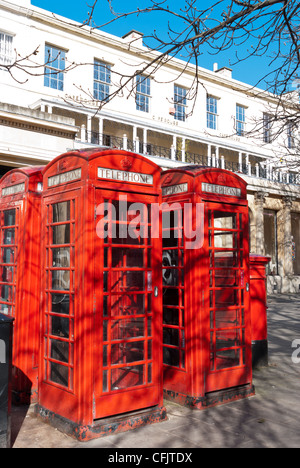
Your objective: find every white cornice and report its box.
[0,105,78,136]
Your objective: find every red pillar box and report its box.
[161,166,255,409]
[250,254,270,368]
[37,148,166,441]
[0,167,44,403]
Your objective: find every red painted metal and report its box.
[250,254,270,367]
[0,166,44,403]
[36,404,167,442]
[37,148,165,439]
[161,166,254,409]
[250,255,270,341]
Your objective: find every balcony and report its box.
[79,129,300,187]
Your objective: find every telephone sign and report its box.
[201,182,242,197]
[2,183,25,197]
[162,183,188,196]
[48,168,81,187]
[97,167,153,184]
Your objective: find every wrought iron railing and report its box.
[82,130,300,186]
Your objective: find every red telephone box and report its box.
[37,148,166,440]
[0,166,44,403]
[161,166,254,409]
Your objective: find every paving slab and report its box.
[10,294,300,449]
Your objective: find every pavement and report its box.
[11,294,300,449]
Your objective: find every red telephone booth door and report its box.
[94,190,162,419]
[204,202,252,393]
[0,207,19,317]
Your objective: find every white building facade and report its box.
[0,0,300,292]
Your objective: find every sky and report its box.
[31,0,276,90]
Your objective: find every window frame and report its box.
[236,104,246,136]
[0,32,14,67]
[44,44,66,91]
[93,60,111,102]
[43,199,76,391]
[162,206,186,371]
[0,207,19,317]
[263,113,272,144]
[136,75,151,113]
[174,85,187,122]
[207,95,218,130]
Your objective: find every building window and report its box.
[292,213,300,275]
[207,95,218,130]
[44,45,65,91]
[0,32,13,66]
[94,60,111,102]
[264,209,278,275]
[136,75,151,112]
[236,104,246,136]
[263,113,272,143]
[174,85,187,122]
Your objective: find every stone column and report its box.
[98,117,103,145]
[220,155,225,169]
[80,124,86,142]
[239,152,243,172]
[143,128,148,154]
[135,136,140,153]
[215,146,219,168]
[254,191,268,255]
[172,135,177,160]
[87,115,92,143]
[282,196,294,277]
[277,196,295,293]
[122,134,128,151]
[207,144,212,166]
[133,126,137,142]
[181,138,186,163]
